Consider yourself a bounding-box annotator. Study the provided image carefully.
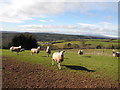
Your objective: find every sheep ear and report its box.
[59,51,60,52]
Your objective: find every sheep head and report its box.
[19,46,22,48]
[37,46,41,50]
[60,50,65,56]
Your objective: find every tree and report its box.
[67,43,72,47]
[96,44,102,49]
[111,45,115,49]
[10,33,38,50]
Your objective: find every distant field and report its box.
[2,49,118,83]
[48,39,119,49]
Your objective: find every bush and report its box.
[96,44,102,49]
[10,33,38,50]
[63,43,80,49]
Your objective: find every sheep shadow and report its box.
[42,56,47,57]
[83,56,91,58]
[63,65,95,72]
[64,58,69,59]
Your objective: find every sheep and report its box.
[10,46,22,55]
[78,50,83,55]
[112,49,116,57]
[20,48,25,52]
[112,49,120,58]
[52,50,65,69]
[115,52,120,57]
[31,46,41,55]
[46,46,51,57]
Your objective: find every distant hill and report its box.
[1,31,110,42]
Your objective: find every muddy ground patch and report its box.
[2,56,119,88]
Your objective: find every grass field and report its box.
[52,39,119,48]
[2,49,119,83]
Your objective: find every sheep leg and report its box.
[52,59,54,65]
[57,63,61,70]
[36,53,38,56]
[47,54,49,57]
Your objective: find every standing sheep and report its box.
[112,49,116,57]
[20,48,25,52]
[78,50,83,55]
[10,46,22,55]
[115,52,120,57]
[46,46,51,57]
[52,50,65,69]
[112,49,120,59]
[31,46,41,55]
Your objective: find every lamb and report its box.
[52,50,65,69]
[46,46,51,57]
[10,46,22,55]
[115,52,120,57]
[78,50,83,55]
[31,46,41,55]
[20,48,25,52]
[112,49,116,57]
[112,49,120,57]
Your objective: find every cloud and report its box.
[0,0,118,23]
[105,16,113,21]
[39,19,54,22]
[78,23,99,28]
[18,21,118,37]
[19,24,77,29]
[78,22,118,37]
[0,0,67,23]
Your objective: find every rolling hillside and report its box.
[2,31,110,42]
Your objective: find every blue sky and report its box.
[0,0,118,38]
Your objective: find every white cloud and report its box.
[0,0,67,23]
[0,0,118,23]
[39,19,54,22]
[18,21,118,37]
[78,23,99,28]
[19,24,77,29]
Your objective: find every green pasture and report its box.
[53,39,118,48]
[2,49,119,83]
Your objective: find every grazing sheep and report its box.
[46,46,51,57]
[112,49,116,57]
[20,48,25,52]
[31,46,41,55]
[78,50,83,55]
[10,46,22,55]
[112,49,120,58]
[52,51,65,69]
[115,52,120,57]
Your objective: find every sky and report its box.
[0,0,119,38]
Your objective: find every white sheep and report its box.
[46,46,51,57]
[78,50,83,55]
[112,49,116,57]
[112,50,120,59]
[52,50,65,69]
[10,46,22,55]
[31,46,41,55]
[115,52,120,57]
[20,48,25,52]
